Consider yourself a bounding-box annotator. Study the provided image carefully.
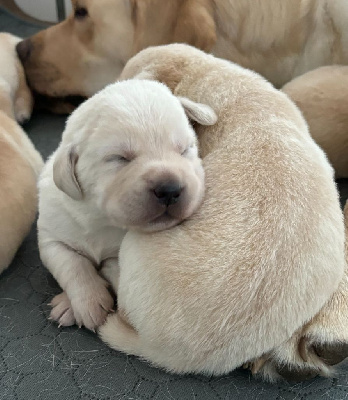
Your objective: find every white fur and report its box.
[38,79,213,330]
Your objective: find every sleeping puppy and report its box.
[98,44,346,381]
[16,0,348,100]
[38,79,216,331]
[282,66,348,178]
[0,33,43,274]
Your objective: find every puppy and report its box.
[98,44,346,381]
[0,33,43,274]
[282,66,348,178]
[16,0,348,99]
[38,79,216,331]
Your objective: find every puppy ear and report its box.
[179,97,217,126]
[53,145,83,200]
[173,0,217,52]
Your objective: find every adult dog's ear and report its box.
[173,0,217,52]
[179,97,217,126]
[53,145,83,200]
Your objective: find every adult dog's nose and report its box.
[154,182,183,206]
[16,39,32,63]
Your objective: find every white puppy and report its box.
[38,80,216,331]
[0,33,43,274]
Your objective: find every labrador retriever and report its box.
[98,44,347,382]
[16,0,348,99]
[38,79,216,330]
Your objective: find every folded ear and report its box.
[53,145,83,200]
[179,97,217,126]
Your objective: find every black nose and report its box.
[154,182,182,206]
[16,39,32,63]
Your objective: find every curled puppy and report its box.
[282,66,348,178]
[0,33,43,274]
[38,80,216,331]
[98,44,345,381]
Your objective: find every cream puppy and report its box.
[0,33,43,274]
[38,79,216,331]
[282,66,348,178]
[99,44,346,381]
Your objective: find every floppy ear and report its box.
[179,97,217,126]
[173,0,217,51]
[53,145,83,200]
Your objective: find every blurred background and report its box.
[0,0,71,23]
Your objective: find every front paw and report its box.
[70,285,115,331]
[49,291,76,327]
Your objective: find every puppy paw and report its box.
[49,291,76,327]
[14,96,32,124]
[249,330,348,382]
[70,283,115,331]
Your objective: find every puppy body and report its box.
[99,45,345,378]
[282,66,348,178]
[17,0,348,98]
[38,80,212,330]
[0,33,43,274]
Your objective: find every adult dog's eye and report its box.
[74,7,88,19]
[105,155,130,163]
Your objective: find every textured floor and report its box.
[1,7,348,400]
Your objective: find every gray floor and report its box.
[1,7,348,400]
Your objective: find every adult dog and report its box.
[98,44,348,382]
[16,0,348,99]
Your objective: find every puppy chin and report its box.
[142,213,182,233]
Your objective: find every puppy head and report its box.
[16,0,216,99]
[53,80,217,232]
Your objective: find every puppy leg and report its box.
[49,257,119,328]
[49,291,76,327]
[99,312,142,357]
[40,241,114,331]
[14,61,33,124]
[250,202,348,382]
[100,257,120,292]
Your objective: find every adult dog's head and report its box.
[16,0,216,99]
[53,80,216,232]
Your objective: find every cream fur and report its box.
[98,44,345,380]
[38,79,214,331]
[282,66,348,178]
[0,33,43,275]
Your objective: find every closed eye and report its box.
[105,155,131,163]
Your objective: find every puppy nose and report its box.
[16,39,32,63]
[154,182,182,206]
